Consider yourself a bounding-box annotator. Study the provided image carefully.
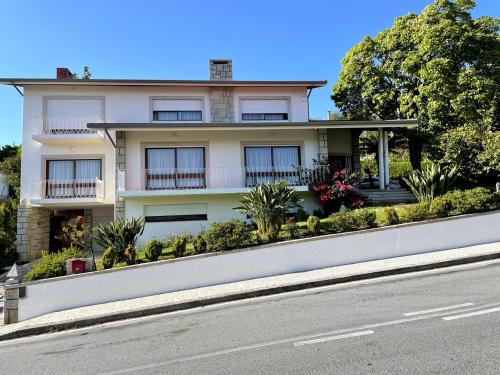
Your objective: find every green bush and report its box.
[430,195,454,218]
[353,209,376,228]
[283,220,299,239]
[383,207,400,225]
[102,246,116,269]
[312,208,323,218]
[402,202,432,222]
[172,234,188,257]
[25,247,89,281]
[123,244,136,265]
[205,220,253,252]
[0,199,18,266]
[306,215,321,234]
[144,239,163,262]
[193,233,207,254]
[295,208,309,222]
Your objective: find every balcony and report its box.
[32,115,105,144]
[117,166,329,197]
[31,178,105,206]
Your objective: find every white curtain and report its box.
[47,160,73,198]
[245,147,273,186]
[176,148,205,188]
[146,149,175,189]
[273,147,300,185]
[75,160,101,197]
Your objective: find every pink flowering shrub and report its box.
[309,169,364,216]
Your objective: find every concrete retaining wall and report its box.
[9,211,500,322]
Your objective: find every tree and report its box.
[332,0,500,169]
[0,145,21,200]
[72,66,92,80]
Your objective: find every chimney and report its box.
[56,67,73,80]
[209,59,232,81]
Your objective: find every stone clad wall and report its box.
[209,87,234,123]
[16,205,51,261]
[115,131,126,219]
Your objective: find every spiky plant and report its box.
[94,217,145,261]
[236,180,303,241]
[403,164,457,204]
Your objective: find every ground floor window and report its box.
[244,146,301,186]
[145,147,205,189]
[46,159,101,198]
[328,155,353,171]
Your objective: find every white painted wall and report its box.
[126,192,318,243]
[16,211,500,321]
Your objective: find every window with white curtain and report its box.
[152,99,203,122]
[146,147,205,189]
[46,159,101,198]
[244,146,301,186]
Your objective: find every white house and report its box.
[0,60,417,261]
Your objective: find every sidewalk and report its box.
[1,241,500,341]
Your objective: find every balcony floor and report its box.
[117,185,310,198]
[30,196,105,207]
[32,133,104,144]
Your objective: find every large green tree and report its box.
[332,0,500,169]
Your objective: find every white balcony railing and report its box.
[118,165,331,192]
[32,115,102,136]
[31,178,104,200]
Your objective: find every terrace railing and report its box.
[31,178,104,200]
[32,115,102,135]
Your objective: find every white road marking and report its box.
[95,301,500,375]
[294,330,374,347]
[404,303,474,316]
[442,307,500,321]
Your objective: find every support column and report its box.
[384,130,390,189]
[351,129,362,173]
[378,128,385,190]
[317,129,329,161]
[115,131,126,220]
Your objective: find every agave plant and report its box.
[94,217,145,261]
[403,164,457,203]
[235,180,303,241]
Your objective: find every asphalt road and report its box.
[1,260,500,375]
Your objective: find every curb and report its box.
[1,251,500,341]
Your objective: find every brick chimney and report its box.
[209,59,232,81]
[56,67,73,80]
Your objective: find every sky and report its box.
[0,0,498,145]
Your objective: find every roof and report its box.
[0,78,327,88]
[88,119,418,131]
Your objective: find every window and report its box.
[244,146,301,186]
[144,203,208,222]
[242,113,288,121]
[240,99,289,122]
[152,98,203,122]
[45,98,103,134]
[153,111,202,121]
[46,159,101,198]
[145,147,205,189]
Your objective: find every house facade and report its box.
[1,60,417,261]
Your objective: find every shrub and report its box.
[123,244,136,265]
[205,220,253,252]
[327,211,359,232]
[102,246,116,269]
[353,209,376,228]
[172,234,188,257]
[25,247,89,281]
[306,215,321,234]
[430,195,454,218]
[449,187,497,215]
[144,239,163,262]
[193,233,207,254]
[294,208,309,222]
[94,217,145,262]
[55,223,91,250]
[383,207,400,225]
[402,202,432,222]
[236,181,303,241]
[312,208,323,218]
[283,219,299,238]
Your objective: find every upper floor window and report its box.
[153,111,202,121]
[240,99,289,122]
[152,98,203,122]
[45,159,102,198]
[43,98,103,134]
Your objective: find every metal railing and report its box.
[31,178,104,199]
[32,115,102,135]
[117,165,331,191]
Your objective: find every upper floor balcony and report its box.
[117,165,329,197]
[32,115,105,144]
[30,178,105,206]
